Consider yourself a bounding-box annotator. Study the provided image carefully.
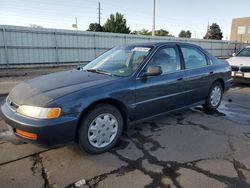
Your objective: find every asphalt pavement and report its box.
[0,73,250,187]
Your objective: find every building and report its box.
[230,17,250,42]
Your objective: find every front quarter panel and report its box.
[51,77,136,119]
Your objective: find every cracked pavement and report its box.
[0,84,250,188]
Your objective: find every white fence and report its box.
[0,25,247,67]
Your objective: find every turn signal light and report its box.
[15,129,38,140]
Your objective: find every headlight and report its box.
[17,105,61,119]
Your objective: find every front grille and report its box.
[7,97,19,110]
[241,66,250,73]
[231,65,239,72]
[231,65,250,73]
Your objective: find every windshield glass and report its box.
[82,46,153,77]
[237,48,250,57]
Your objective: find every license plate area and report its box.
[234,72,244,77]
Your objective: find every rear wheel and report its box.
[203,82,223,111]
[78,104,123,154]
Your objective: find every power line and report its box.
[0,0,209,37]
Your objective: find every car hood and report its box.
[8,69,120,107]
[227,57,250,66]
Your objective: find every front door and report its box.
[135,45,188,120]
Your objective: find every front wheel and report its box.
[78,104,123,154]
[203,82,223,111]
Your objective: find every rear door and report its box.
[135,44,188,120]
[179,45,213,104]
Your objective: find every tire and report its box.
[203,82,223,111]
[78,104,123,154]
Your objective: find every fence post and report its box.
[54,32,59,64]
[234,40,237,53]
[94,33,97,58]
[124,35,126,44]
[76,31,80,64]
[210,40,212,56]
[2,27,9,67]
[221,41,223,57]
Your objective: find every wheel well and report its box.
[213,79,225,91]
[74,98,129,142]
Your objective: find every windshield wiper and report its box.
[84,69,113,76]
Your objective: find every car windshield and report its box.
[82,46,152,77]
[237,48,250,57]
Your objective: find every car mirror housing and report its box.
[232,52,236,57]
[142,65,162,77]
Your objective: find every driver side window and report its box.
[147,47,180,74]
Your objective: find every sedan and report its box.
[1,42,232,154]
[227,46,250,80]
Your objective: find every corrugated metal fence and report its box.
[0,25,247,67]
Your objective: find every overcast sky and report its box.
[0,0,249,39]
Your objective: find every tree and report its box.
[179,30,192,38]
[134,28,174,37]
[87,23,103,32]
[155,29,170,36]
[203,23,223,40]
[136,29,151,35]
[30,24,43,28]
[103,12,130,33]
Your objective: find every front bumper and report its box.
[231,65,250,78]
[1,102,80,146]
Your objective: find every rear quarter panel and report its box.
[211,58,232,91]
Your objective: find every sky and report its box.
[0,0,250,39]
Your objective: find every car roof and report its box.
[120,41,200,48]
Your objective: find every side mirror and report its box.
[76,63,86,70]
[232,53,236,57]
[142,65,162,77]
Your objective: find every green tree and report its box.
[134,28,173,37]
[103,12,130,33]
[178,30,192,38]
[30,24,43,28]
[136,29,151,35]
[87,23,103,32]
[155,29,170,36]
[203,23,223,40]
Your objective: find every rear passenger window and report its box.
[181,47,208,69]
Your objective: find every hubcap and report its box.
[210,86,222,107]
[88,113,118,148]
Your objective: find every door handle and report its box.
[177,77,183,81]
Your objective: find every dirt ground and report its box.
[0,69,250,188]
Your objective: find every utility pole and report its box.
[152,0,155,36]
[206,21,210,39]
[72,17,78,30]
[75,17,78,30]
[98,2,101,25]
